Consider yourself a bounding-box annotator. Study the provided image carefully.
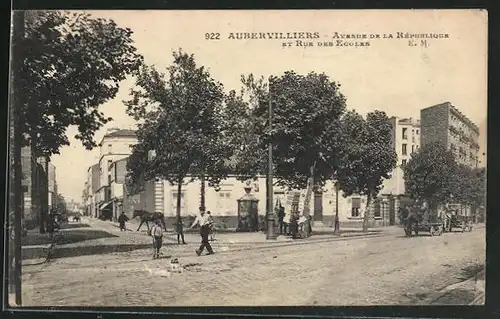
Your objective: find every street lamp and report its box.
[333,181,341,235]
[266,77,277,240]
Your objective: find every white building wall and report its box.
[159,176,366,222]
[98,136,137,189]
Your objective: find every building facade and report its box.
[95,128,137,219]
[109,157,128,221]
[85,163,100,218]
[20,147,55,227]
[48,163,57,210]
[121,174,393,229]
[421,102,480,168]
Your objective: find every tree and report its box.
[243,71,347,218]
[449,165,486,217]
[20,11,143,232]
[336,110,397,232]
[403,141,459,214]
[55,193,67,213]
[222,89,266,182]
[125,50,228,225]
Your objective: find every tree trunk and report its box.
[302,161,316,217]
[363,193,372,232]
[176,177,183,226]
[200,173,206,213]
[30,135,44,234]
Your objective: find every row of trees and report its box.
[124,50,398,232]
[404,142,486,215]
[13,11,143,233]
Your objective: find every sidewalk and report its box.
[21,217,391,261]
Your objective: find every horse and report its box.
[132,210,167,232]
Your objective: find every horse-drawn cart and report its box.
[403,211,444,237]
[444,214,473,233]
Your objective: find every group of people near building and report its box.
[278,206,313,239]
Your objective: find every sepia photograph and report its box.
[6,9,487,308]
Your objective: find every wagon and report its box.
[444,214,473,233]
[405,220,443,237]
[403,212,444,237]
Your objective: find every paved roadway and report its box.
[21,226,485,307]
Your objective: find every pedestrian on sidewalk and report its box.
[118,212,129,231]
[189,208,214,256]
[278,207,285,234]
[175,217,186,244]
[151,219,164,259]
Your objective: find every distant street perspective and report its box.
[21,217,484,306]
[8,10,486,308]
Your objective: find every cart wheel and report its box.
[430,226,440,237]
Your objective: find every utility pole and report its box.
[10,10,25,306]
[266,77,277,240]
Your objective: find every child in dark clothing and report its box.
[176,218,186,244]
[118,212,129,231]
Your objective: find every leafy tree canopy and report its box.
[403,141,458,207]
[124,50,228,193]
[20,10,143,155]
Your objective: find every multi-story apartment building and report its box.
[85,163,100,218]
[96,128,137,219]
[421,102,480,168]
[378,117,421,225]
[109,157,128,221]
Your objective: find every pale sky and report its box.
[48,10,488,202]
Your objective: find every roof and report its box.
[99,129,137,146]
[106,129,137,138]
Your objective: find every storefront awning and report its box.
[99,201,113,211]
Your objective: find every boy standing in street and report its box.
[151,219,163,259]
[175,218,186,244]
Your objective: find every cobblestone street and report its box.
[20,226,485,307]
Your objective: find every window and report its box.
[107,160,113,170]
[107,144,112,153]
[402,144,407,155]
[401,159,407,167]
[402,128,408,140]
[374,201,381,218]
[219,191,231,199]
[411,145,415,153]
[351,198,361,217]
[108,174,112,185]
[416,129,419,135]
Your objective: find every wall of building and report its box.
[98,136,137,189]
[420,103,450,148]
[121,175,397,229]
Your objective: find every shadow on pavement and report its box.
[60,223,91,229]
[22,228,118,246]
[459,263,484,281]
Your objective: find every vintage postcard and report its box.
[7,9,486,308]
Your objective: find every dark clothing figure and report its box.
[307,216,313,237]
[278,207,285,234]
[118,213,129,231]
[176,219,186,244]
[290,213,299,239]
[197,225,214,255]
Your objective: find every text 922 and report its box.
[205,33,221,40]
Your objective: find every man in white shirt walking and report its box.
[189,208,215,256]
